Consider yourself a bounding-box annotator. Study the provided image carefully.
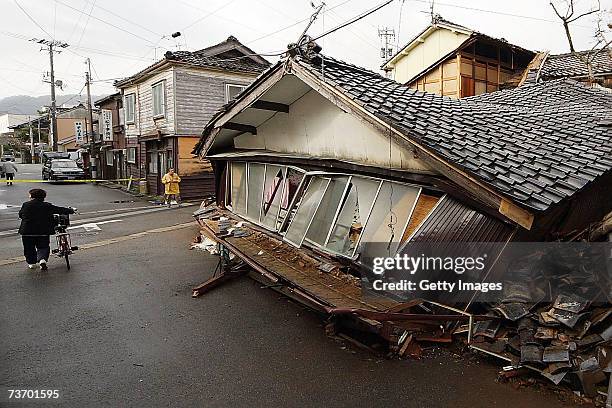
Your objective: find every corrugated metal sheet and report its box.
[410,196,514,243]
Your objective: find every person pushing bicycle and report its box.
[18,188,76,270]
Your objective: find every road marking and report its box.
[0,203,195,237]
[0,221,196,266]
[67,219,122,232]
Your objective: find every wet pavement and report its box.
[0,172,572,407]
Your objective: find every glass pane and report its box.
[278,168,305,231]
[246,163,265,221]
[326,177,381,256]
[261,165,285,229]
[305,176,349,246]
[284,177,330,247]
[357,181,420,260]
[230,162,247,215]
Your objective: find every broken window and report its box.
[326,177,381,256]
[277,167,306,232]
[246,163,265,221]
[305,176,350,246]
[230,162,247,215]
[356,181,420,260]
[284,177,330,247]
[261,164,285,230]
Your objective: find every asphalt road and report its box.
[0,174,570,407]
[0,163,155,234]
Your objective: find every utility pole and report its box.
[28,116,34,162]
[31,38,69,152]
[85,58,96,179]
[378,27,395,76]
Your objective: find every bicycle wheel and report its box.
[64,252,70,270]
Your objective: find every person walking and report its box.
[18,188,75,270]
[2,160,18,186]
[161,168,181,207]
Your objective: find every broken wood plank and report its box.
[192,270,246,297]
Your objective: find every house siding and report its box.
[122,68,176,138]
[174,67,256,135]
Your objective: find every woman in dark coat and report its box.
[18,188,75,270]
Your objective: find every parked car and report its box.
[1,153,15,162]
[41,151,70,165]
[42,159,85,181]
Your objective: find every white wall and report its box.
[233,90,432,173]
[390,28,469,84]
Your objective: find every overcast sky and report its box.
[0,0,609,104]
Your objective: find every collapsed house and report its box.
[191,44,612,399]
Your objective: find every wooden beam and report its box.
[251,100,289,113]
[222,122,257,135]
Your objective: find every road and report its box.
[0,164,570,407]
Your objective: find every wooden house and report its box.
[382,16,535,97]
[114,36,270,199]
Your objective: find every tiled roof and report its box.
[300,56,612,212]
[540,48,612,79]
[167,49,270,74]
[115,37,270,86]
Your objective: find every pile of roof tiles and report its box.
[470,250,611,398]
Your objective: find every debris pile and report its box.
[469,248,611,400]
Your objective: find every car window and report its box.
[52,161,78,168]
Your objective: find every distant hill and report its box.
[0,94,107,115]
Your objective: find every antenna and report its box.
[430,0,435,22]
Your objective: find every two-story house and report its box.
[114,36,270,199]
[382,16,535,97]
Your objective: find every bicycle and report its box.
[52,213,78,269]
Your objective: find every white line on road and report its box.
[67,219,123,232]
[0,203,195,237]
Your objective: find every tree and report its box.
[550,0,611,83]
[550,0,601,52]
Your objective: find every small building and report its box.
[114,36,270,199]
[522,48,612,90]
[190,44,611,337]
[382,16,535,97]
[93,93,135,181]
[0,113,31,155]
[56,104,99,153]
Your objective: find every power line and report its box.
[53,0,158,45]
[13,0,54,39]
[246,0,353,45]
[405,0,593,28]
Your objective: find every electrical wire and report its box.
[246,0,353,45]
[53,0,158,45]
[13,0,54,39]
[179,0,241,32]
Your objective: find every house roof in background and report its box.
[538,48,612,79]
[382,16,534,71]
[94,92,121,107]
[115,36,270,87]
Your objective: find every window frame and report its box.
[126,147,137,164]
[124,93,136,124]
[225,83,246,103]
[105,149,114,166]
[148,152,158,174]
[151,81,166,119]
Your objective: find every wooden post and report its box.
[456,54,461,98]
